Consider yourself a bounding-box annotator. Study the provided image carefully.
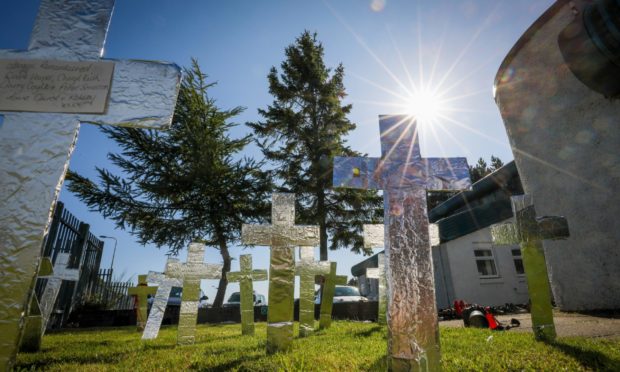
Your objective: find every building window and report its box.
[474,249,498,277]
[512,248,525,275]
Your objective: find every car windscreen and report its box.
[227,292,241,302]
[334,286,360,297]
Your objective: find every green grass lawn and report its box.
[15,321,620,371]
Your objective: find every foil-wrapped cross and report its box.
[318,262,348,330]
[128,275,158,331]
[333,114,470,371]
[295,246,330,337]
[491,194,569,342]
[141,267,183,340]
[166,243,222,345]
[226,254,268,336]
[242,193,319,353]
[0,0,180,367]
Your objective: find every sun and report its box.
[405,88,445,124]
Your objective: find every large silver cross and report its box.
[226,254,268,336]
[491,194,569,342]
[0,1,180,368]
[333,115,470,371]
[141,267,183,341]
[166,243,222,345]
[242,193,319,353]
[295,246,330,337]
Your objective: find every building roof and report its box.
[430,160,522,243]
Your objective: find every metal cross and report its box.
[295,246,330,337]
[18,257,53,353]
[363,224,387,325]
[166,242,222,345]
[242,193,319,353]
[0,1,180,367]
[38,253,80,333]
[318,262,348,330]
[333,114,471,370]
[226,254,268,336]
[491,194,569,342]
[128,275,158,331]
[142,268,183,340]
[141,267,183,340]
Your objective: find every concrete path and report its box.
[441,311,620,339]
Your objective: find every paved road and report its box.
[441,311,620,339]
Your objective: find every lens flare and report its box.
[405,88,445,124]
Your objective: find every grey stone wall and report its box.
[495,1,620,310]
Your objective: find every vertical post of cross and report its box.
[333,115,471,370]
[242,193,319,353]
[318,262,348,330]
[491,194,569,342]
[295,246,330,336]
[226,254,268,336]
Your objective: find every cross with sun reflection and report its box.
[333,114,470,370]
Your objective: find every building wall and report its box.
[494,1,620,310]
[355,223,529,309]
[440,224,529,307]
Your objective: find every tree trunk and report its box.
[318,189,328,261]
[212,236,231,308]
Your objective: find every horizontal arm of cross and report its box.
[296,261,331,276]
[363,224,384,249]
[537,216,570,240]
[198,264,224,280]
[333,156,382,190]
[128,286,157,296]
[424,157,471,191]
[242,224,320,246]
[490,223,519,245]
[242,225,272,246]
[0,51,180,129]
[146,271,183,287]
[335,275,348,286]
[80,59,181,129]
[227,269,268,282]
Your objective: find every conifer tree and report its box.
[248,31,382,260]
[65,60,271,307]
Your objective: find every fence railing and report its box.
[87,269,134,310]
[35,201,105,328]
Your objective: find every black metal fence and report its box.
[34,201,105,328]
[88,268,133,310]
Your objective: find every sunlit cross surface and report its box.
[334,114,471,370]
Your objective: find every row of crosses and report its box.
[132,195,348,349]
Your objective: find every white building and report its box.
[352,162,530,309]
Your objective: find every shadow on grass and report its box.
[367,355,389,371]
[552,341,620,372]
[16,350,131,370]
[353,325,384,338]
[190,354,263,370]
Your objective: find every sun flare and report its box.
[405,88,445,124]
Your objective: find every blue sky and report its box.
[1,0,554,302]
